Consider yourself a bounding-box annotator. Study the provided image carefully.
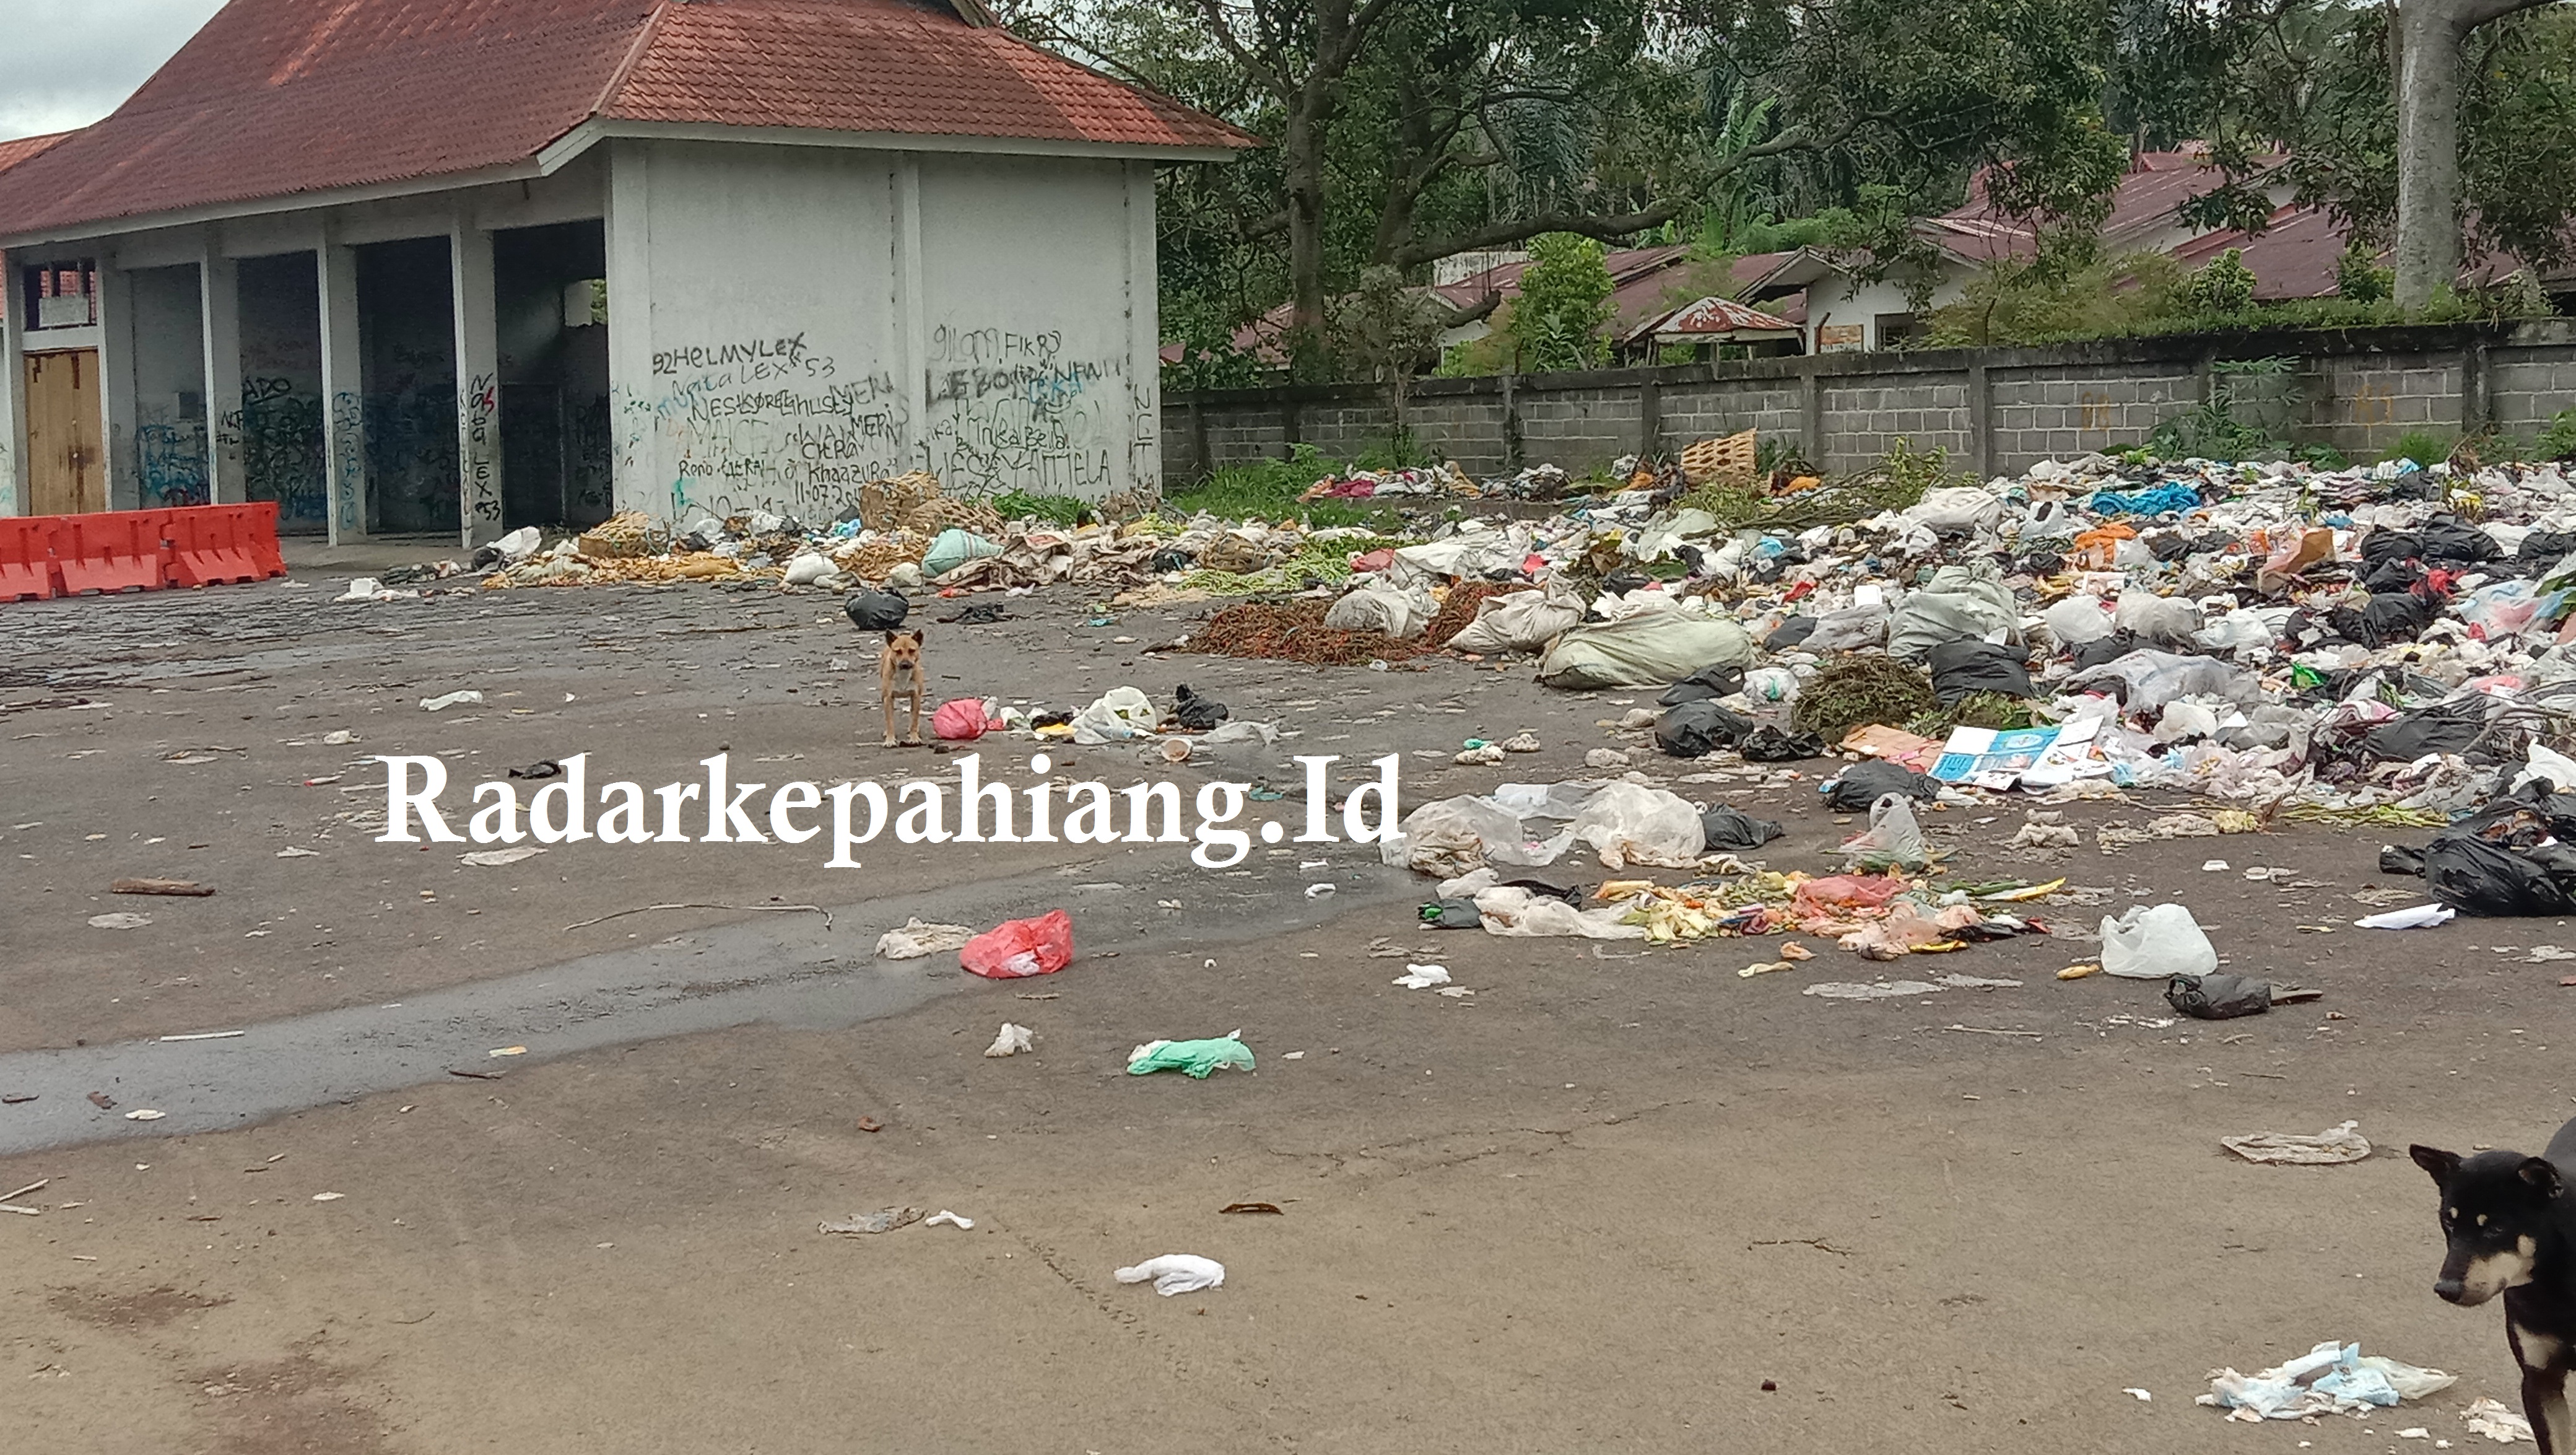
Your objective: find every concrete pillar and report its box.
[0,249,24,516]
[1966,362,1995,483]
[200,247,244,505]
[2461,339,2491,437]
[96,259,139,510]
[1637,372,1661,458]
[894,154,929,478]
[604,138,659,517]
[316,236,365,543]
[1799,364,1825,469]
[1122,159,1160,497]
[450,221,502,545]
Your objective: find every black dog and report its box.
[2413,1119,2576,1452]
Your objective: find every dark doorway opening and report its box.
[494,221,612,530]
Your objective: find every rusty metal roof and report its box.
[0,0,1250,240]
[1625,294,1801,343]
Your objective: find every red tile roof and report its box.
[0,0,1250,239]
[0,131,71,177]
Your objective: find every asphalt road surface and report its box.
[4,550,2571,1453]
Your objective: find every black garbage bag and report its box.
[2420,514,2500,563]
[1419,898,1482,929]
[845,590,910,631]
[1925,639,2035,705]
[2426,834,2576,915]
[1699,805,1786,849]
[1660,663,1747,706]
[1150,548,1195,573]
[2166,972,2273,1020]
[2343,591,2432,647]
[2069,631,2148,670]
[1823,759,1935,811]
[1172,684,1230,730]
[2522,530,2576,562]
[1763,616,1821,652]
[2357,695,2492,761]
[2359,553,2428,593]
[2016,550,2066,575]
[2378,844,2427,876]
[1601,569,1650,597]
[1656,700,1752,758]
[2360,529,2424,567]
[2146,531,2196,562]
[1739,725,1827,761]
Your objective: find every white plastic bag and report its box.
[1070,686,1157,743]
[1804,603,1889,651]
[781,552,837,586]
[1887,562,2019,658]
[2099,904,2219,979]
[1115,1254,1226,1296]
[1322,581,1438,639]
[2043,595,2113,645]
[1564,782,1705,869]
[2116,591,2204,644]
[1902,486,2005,535]
[1840,793,1927,870]
[1446,587,1584,655]
[1473,885,1647,939]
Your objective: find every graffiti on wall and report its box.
[136,414,211,507]
[331,391,365,535]
[624,332,911,520]
[921,325,1121,495]
[239,376,326,530]
[462,372,500,526]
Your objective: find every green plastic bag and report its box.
[1126,1036,1255,1078]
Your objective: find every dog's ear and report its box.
[2520,1156,2564,1199]
[2411,1145,2463,1187]
[908,626,926,642]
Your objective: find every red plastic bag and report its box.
[932,697,991,740]
[959,909,1074,979]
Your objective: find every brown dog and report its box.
[879,629,925,746]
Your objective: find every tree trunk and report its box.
[2390,0,2553,307]
[1283,101,1329,370]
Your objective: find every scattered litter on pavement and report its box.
[2199,1340,2456,1422]
[876,919,974,959]
[123,1109,164,1121]
[1393,964,1451,989]
[274,846,320,858]
[923,1210,974,1230]
[959,910,1074,979]
[2356,904,2458,930]
[2463,1396,2535,1441]
[2165,972,2280,1019]
[983,1023,1033,1058]
[820,1208,923,1236]
[418,690,484,712]
[1128,1034,1255,1078]
[311,1192,344,1202]
[2100,905,2218,979]
[158,1030,244,1042]
[1115,1254,1225,1296]
[2221,1121,2372,1164]
[111,878,212,896]
[87,912,152,929]
[459,847,544,867]
[1220,1202,1284,1215]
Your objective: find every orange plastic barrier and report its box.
[6,503,287,601]
[164,504,267,586]
[57,511,164,595]
[0,517,65,601]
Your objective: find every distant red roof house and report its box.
[0,0,1252,242]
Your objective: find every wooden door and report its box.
[26,349,104,515]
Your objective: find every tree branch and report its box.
[1186,0,1289,102]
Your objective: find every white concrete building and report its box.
[0,0,1247,542]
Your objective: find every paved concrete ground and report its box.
[2,557,2572,1453]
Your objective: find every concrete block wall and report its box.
[2492,344,2576,435]
[1656,379,1803,458]
[1164,320,2576,485]
[1988,363,2198,471]
[1819,374,1974,474]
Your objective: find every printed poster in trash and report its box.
[1931,719,2101,789]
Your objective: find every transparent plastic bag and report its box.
[1840,792,1926,870]
[2098,903,2218,979]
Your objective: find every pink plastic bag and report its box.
[959,909,1074,979]
[932,697,992,740]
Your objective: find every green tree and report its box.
[1504,233,1615,371]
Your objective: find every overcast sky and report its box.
[2,0,228,141]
